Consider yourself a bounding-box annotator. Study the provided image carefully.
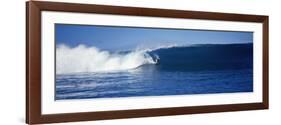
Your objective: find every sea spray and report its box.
[56,44,157,74]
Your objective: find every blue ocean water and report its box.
[55,43,253,100]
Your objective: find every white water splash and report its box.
[56,44,157,74]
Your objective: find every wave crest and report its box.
[56,44,157,74]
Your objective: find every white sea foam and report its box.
[56,44,157,74]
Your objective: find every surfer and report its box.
[154,56,160,65]
[155,57,160,65]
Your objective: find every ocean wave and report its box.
[56,44,157,74]
[56,43,252,74]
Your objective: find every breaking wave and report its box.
[56,44,157,74]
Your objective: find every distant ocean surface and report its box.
[56,43,253,100]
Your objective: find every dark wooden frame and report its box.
[26,1,269,124]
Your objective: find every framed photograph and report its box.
[26,1,269,124]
